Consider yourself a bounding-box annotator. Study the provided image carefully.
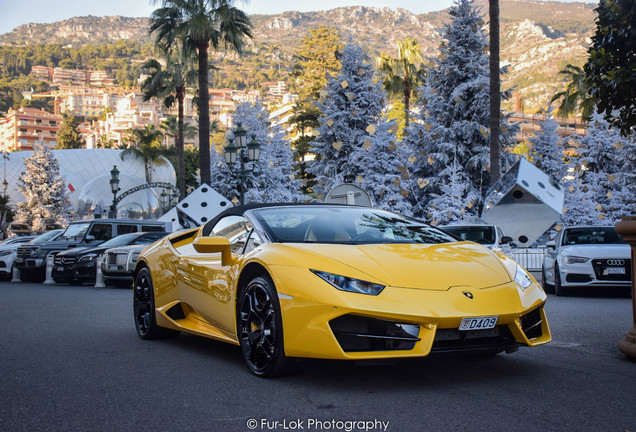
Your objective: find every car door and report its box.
[177,216,251,335]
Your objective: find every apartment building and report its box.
[31,66,115,87]
[0,108,62,151]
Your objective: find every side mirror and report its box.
[193,236,235,266]
[546,241,556,249]
[500,236,513,245]
[85,235,95,241]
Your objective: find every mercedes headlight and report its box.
[311,270,385,295]
[514,264,533,289]
[0,250,12,257]
[564,255,589,264]
[78,253,97,263]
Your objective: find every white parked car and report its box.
[542,226,631,296]
[0,230,62,280]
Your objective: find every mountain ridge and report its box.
[0,1,597,112]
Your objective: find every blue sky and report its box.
[0,0,598,35]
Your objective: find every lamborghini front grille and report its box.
[329,315,420,352]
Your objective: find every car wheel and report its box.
[554,264,568,296]
[541,266,554,293]
[237,275,292,377]
[133,267,178,339]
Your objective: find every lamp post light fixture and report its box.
[222,123,261,206]
[160,190,168,211]
[109,165,120,219]
[171,187,179,207]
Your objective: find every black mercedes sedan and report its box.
[52,232,166,284]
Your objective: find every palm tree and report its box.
[489,0,501,185]
[121,125,168,183]
[150,0,253,186]
[550,64,596,120]
[160,116,199,145]
[141,51,197,200]
[376,38,426,128]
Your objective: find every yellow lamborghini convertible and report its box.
[133,204,550,377]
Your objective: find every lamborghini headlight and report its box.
[564,255,589,264]
[311,270,385,296]
[514,264,533,289]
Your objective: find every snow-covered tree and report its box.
[16,144,72,231]
[528,106,567,181]
[354,112,412,215]
[308,42,389,199]
[210,102,303,204]
[562,112,636,225]
[406,0,517,218]
[425,159,481,226]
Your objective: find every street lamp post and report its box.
[222,123,261,206]
[2,151,8,197]
[109,165,120,219]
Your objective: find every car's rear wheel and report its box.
[237,275,292,377]
[554,264,568,296]
[133,267,178,339]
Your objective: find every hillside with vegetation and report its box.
[0,1,597,114]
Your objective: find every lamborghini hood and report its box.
[285,242,512,291]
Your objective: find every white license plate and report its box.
[607,267,625,275]
[459,316,498,331]
[56,266,64,271]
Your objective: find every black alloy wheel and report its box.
[541,266,554,293]
[554,264,567,296]
[133,267,178,339]
[237,275,292,377]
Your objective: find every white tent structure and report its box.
[3,149,176,220]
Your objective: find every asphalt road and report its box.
[0,281,634,432]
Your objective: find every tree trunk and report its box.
[198,41,211,186]
[489,0,501,186]
[177,90,186,201]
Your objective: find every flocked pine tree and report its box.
[308,42,398,200]
[527,106,567,182]
[353,111,412,215]
[15,144,72,231]
[210,102,303,204]
[562,112,636,225]
[405,0,517,218]
[426,158,481,226]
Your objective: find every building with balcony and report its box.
[0,108,62,152]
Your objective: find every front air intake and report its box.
[329,315,420,352]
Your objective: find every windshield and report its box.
[252,206,456,245]
[32,230,62,243]
[59,222,91,241]
[99,233,144,248]
[442,226,496,245]
[562,227,626,245]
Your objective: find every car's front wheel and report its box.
[237,275,292,377]
[554,264,568,296]
[133,267,178,339]
[541,266,554,293]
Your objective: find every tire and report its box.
[237,275,293,377]
[541,266,554,293]
[133,267,178,339]
[554,264,567,296]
